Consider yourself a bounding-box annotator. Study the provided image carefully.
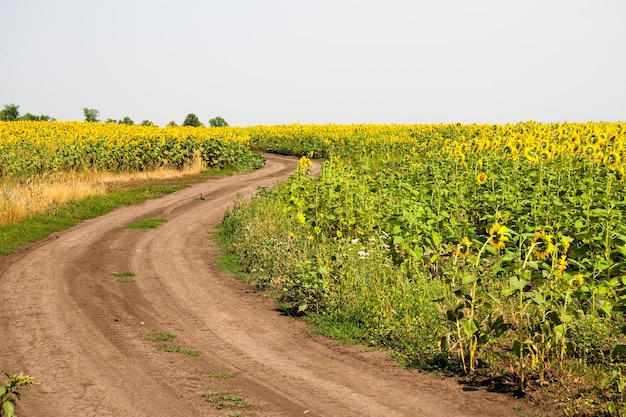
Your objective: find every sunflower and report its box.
[540,149,552,161]
[603,151,621,169]
[457,236,472,258]
[584,144,596,156]
[523,147,539,164]
[298,155,312,170]
[488,223,509,250]
[476,172,488,184]
[532,231,554,260]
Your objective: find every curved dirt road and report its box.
[1,154,545,417]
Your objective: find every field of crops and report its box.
[0,121,263,180]
[3,120,626,414]
[220,122,626,415]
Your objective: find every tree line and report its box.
[0,104,228,127]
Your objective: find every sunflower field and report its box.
[0,121,264,180]
[221,121,626,415]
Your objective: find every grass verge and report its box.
[0,169,237,259]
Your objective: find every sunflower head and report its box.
[603,151,621,169]
[524,147,539,164]
[488,223,509,250]
[298,156,312,170]
[476,172,488,184]
[532,231,554,260]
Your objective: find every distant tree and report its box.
[209,116,228,127]
[105,118,117,123]
[166,120,178,127]
[140,120,154,126]
[182,113,203,127]
[118,116,134,125]
[83,108,100,122]
[20,112,37,121]
[20,113,54,121]
[0,104,20,121]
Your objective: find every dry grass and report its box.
[0,156,206,225]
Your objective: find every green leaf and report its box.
[393,236,404,245]
[508,276,526,291]
[531,292,545,306]
[431,232,442,246]
[412,245,424,260]
[3,400,15,417]
[461,318,478,338]
[298,303,308,313]
[512,340,522,358]
[461,274,477,285]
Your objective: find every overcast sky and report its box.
[1,0,624,126]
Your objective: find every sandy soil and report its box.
[0,154,553,416]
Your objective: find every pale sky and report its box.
[1,0,624,126]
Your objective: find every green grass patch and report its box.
[112,271,136,278]
[304,313,367,345]
[157,343,201,356]
[143,332,177,341]
[181,347,202,356]
[215,253,245,277]
[201,392,250,409]
[112,271,136,283]
[157,344,182,353]
[126,218,167,229]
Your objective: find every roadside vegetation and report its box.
[219,122,626,416]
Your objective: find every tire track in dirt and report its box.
[0,154,547,416]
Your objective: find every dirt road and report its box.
[0,154,546,416]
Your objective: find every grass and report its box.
[0,166,247,259]
[111,271,136,282]
[0,185,183,257]
[201,391,251,409]
[112,271,136,277]
[157,344,202,356]
[143,332,177,342]
[126,218,168,229]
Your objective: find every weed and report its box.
[126,218,167,229]
[143,332,177,342]
[1,372,38,417]
[112,271,136,278]
[158,344,182,353]
[181,348,202,356]
[201,391,250,409]
[157,343,201,356]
